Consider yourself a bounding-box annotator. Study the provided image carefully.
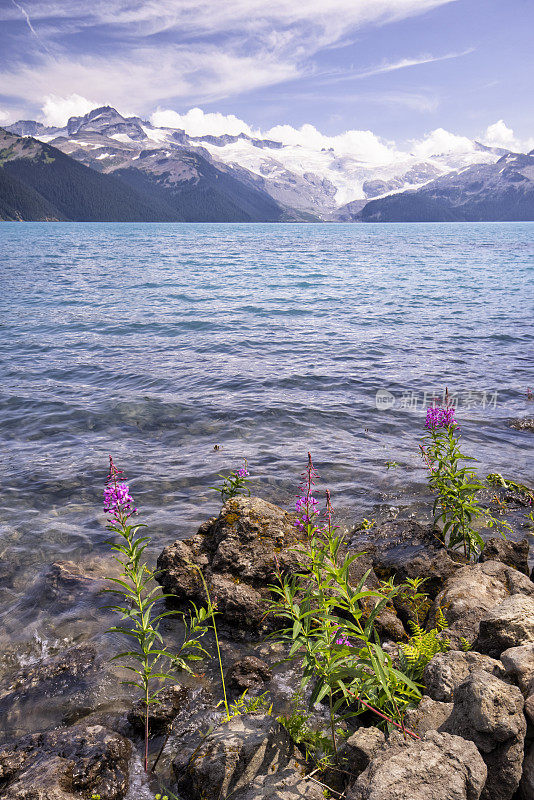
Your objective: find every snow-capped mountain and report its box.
[6,106,512,220]
[352,150,534,222]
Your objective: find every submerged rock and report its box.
[0,722,132,799]
[509,418,534,432]
[346,730,486,800]
[0,645,114,740]
[173,713,323,800]
[226,656,272,695]
[127,683,190,735]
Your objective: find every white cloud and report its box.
[0,109,11,123]
[150,107,396,163]
[265,123,397,163]
[0,0,458,117]
[325,49,473,82]
[484,120,515,147]
[41,93,99,126]
[150,108,255,137]
[0,46,299,117]
[366,91,439,112]
[0,1,458,38]
[410,127,475,158]
[482,120,534,153]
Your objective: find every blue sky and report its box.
[0,0,532,149]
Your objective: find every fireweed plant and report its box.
[212,459,251,503]
[268,454,421,762]
[103,457,209,772]
[421,407,510,558]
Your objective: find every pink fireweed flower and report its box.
[104,456,136,522]
[294,452,321,531]
[294,494,319,530]
[425,406,457,430]
[235,460,249,478]
[333,625,352,647]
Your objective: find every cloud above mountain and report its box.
[0,0,458,115]
[482,120,534,152]
[41,94,99,126]
[1,0,532,147]
[149,106,534,163]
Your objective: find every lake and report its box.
[0,221,532,657]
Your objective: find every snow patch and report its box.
[110,133,134,143]
[141,125,170,143]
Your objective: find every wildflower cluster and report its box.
[103,456,209,772]
[422,407,509,558]
[103,458,137,522]
[425,405,457,430]
[269,453,420,762]
[212,459,251,503]
[334,627,352,647]
[294,494,319,530]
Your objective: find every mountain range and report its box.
[2,106,533,222]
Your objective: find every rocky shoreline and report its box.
[2,490,534,800]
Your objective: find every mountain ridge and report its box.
[3,106,534,222]
[0,125,309,222]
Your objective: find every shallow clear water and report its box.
[0,221,532,643]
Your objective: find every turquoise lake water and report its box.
[0,221,532,582]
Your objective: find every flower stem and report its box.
[194,566,230,720]
[144,683,149,771]
[329,689,339,764]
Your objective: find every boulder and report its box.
[346,729,486,800]
[157,496,401,637]
[440,670,526,800]
[173,713,323,800]
[342,727,385,774]
[226,656,272,695]
[430,561,534,647]
[373,607,407,641]
[474,595,534,657]
[403,696,453,735]
[0,722,132,800]
[127,683,190,734]
[524,693,534,725]
[157,497,308,633]
[518,742,534,800]
[423,650,506,702]
[479,538,530,576]
[499,643,534,694]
